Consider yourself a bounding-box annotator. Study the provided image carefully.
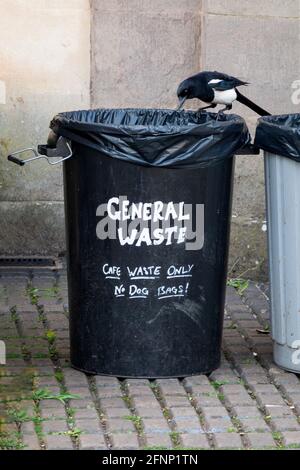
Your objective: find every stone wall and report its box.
[0,0,90,255]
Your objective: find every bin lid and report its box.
[50,108,250,169]
[254,113,300,161]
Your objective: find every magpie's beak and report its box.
[177,96,187,111]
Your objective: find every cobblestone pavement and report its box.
[0,268,300,450]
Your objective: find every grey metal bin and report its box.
[255,114,300,372]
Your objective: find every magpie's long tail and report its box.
[235,89,270,116]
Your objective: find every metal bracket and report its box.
[7,137,73,166]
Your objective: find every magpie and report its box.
[177,71,270,116]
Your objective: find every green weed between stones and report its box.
[285,443,300,449]
[10,306,18,322]
[40,286,60,299]
[169,431,181,447]
[227,278,249,295]
[7,407,31,424]
[44,330,57,345]
[54,369,64,384]
[31,388,81,404]
[162,408,172,421]
[272,431,284,448]
[26,287,39,305]
[0,431,25,450]
[123,415,143,434]
[210,380,230,390]
[226,427,236,433]
[66,407,76,426]
[26,286,61,305]
[50,428,83,438]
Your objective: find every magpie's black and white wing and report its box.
[207,72,248,91]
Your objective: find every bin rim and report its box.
[256,112,300,130]
[49,107,251,169]
[254,113,300,161]
[50,107,248,137]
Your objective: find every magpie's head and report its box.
[176,78,196,110]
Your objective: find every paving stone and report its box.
[251,384,279,394]
[238,364,266,375]
[281,431,300,447]
[171,407,200,419]
[189,385,217,395]
[213,432,243,449]
[39,400,66,410]
[233,406,262,418]
[223,391,255,407]
[41,408,67,419]
[23,434,41,450]
[35,385,61,395]
[219,384,244,393]
[164,396,191,408]
[31,358,53,367]
[209,370,240,383]
[145,432,173,449]
[256,393,287,408]
[79,433,107,450]
[142,418,170,434]
[202,406,230,418]
[279,384,300,398]
[184,376,211,388]
[205,417,232,433]
[133,405,164,418]
[174,417,203,433]
[126,379,150,387]
[97,388,124,399]
[63,369,88,386]
[272,372,300,385]
[133,398,163,409]
[94,376,120,387]
[105,407,132,419]
[180,433,211,449]
[239,417,269,432]
[45,434,73,450]
[7,400,35,416]
[246,432,276,449]
[107,418,136,433]
[73,408,98,420]
[192,395,221,407]
[127,382,153,395]
[264,405,294,418]
[43,420,68,433]
[21,421,38,435]
[0,422,18,433]
[111,432,139,449]
[242,374,270,385]
[66,387,92,398]
[156,380,186,396]
[100,397,126,409]
[69,398,95,409]
[285,393,300,408]
[270,417,300,431]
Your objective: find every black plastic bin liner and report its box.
[50,108,250,168]
[254,113,300,161]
